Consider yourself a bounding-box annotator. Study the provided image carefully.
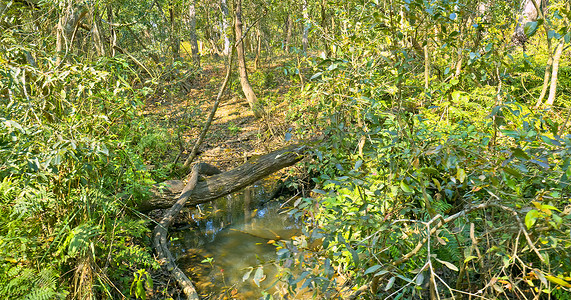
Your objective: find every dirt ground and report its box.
[143,59,298,173]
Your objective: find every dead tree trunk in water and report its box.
[139,144,308,212]
[153,163,221,300]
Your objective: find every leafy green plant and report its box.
[130,269,153,300]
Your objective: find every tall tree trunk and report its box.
[544,40,565,107]
[56,15,65,64]
[107,6,116,57]
[234,0,264,118]
[320,0,329,55]
[91,9,105,57]
[188,0,200,65]
[302,0,309,53]
[285,14,293,54]
[220,0,231,56]
[56,2,87,64]
[254,20,261,70]
[170,5,180,61]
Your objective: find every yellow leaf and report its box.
[545,275,571,288]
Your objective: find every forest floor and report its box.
[143,57,300,173]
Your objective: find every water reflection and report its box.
[171,180,300,298]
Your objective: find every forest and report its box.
[1,0,570,299]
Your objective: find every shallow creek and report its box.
[170,179,300,299]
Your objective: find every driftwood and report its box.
[138,143,308,212]
[152,163,222,300]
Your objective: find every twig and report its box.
[349,199,547,299]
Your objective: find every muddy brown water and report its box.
[170,180,300,299]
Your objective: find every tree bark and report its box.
[234,0,264,118]
[90,9,105,57]
[107,5,116,57]
[220,0,231,56]
[56,3,87,64]
[139,144,308,212]
[254,20,262,70]
[544,39,565,107]
[153,163,221,300]
[320,0,329,55]
[188,0,200,65]
[285,14,293,54]
[170,5,180,61]
[302,0,309,53]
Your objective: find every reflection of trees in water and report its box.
[172,180,300,297]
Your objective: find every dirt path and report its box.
[144,59,295,174]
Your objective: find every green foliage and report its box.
[130,269,153,300]
[0,266,67,299]
[0,32,160,297]
[274,0,571,298]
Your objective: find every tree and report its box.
[234,0,264,118]
[188,0,200,65]
[220,0,232,56]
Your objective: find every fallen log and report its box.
[153,163,221,300]
[138,144,308,212]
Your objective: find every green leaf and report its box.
[525,210,539,229]
[503,167,523,179]
[310,72,322,80]
[374,270,389,277]
[524,21,538,37]
[385,277,396,291]
[464,255,478,263]
[354,160,363,170]
[400,181,413,193]
[435,258,459,271]
[420,167,438,175]
[364,265,382,275]
[511,148,530,160]
[456,168,466,183]
[545,275,571,288]
[242,268,252,282]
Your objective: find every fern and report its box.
[1,266,67,300]
[434,230,463,266]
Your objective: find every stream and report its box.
[170,178,300,299]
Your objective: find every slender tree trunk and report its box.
[254,21,262,70]
[285,14,293,54]
[188,0,200,65]
[170,6,180,61]
[536,58,552,107]
[320,0,329,55]
[56,3,87,64]
[107,6,116,57]
[544,40,565,107]
[424,42,430,90]
[220,0,231,56]
[234,0,264,118]
[91,10,105,57]
[56,16,65,64]
[302,0,309,53]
